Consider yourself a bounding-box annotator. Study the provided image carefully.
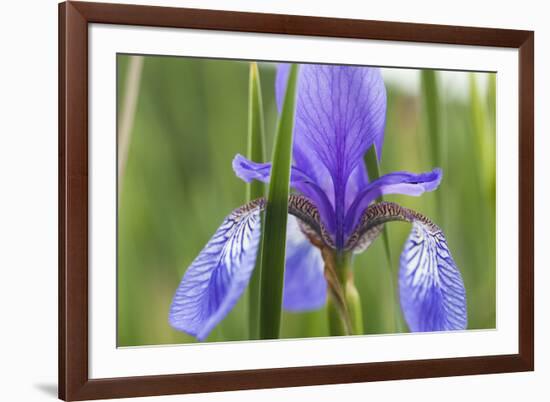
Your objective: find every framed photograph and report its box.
[59,1,534,400]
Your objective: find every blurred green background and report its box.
[117,55,496,347]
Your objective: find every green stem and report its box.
[326,252,362,336]
[384,261,403,333]
[335,252,351,285]
[327,297,348,336]
[258,64,299,340]
[246,62,266,340]
[345,277,364,335]
[420,69,445,225]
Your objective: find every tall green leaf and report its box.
[421,70,442,167]
[421,69,445,226]
[486,73,497,203]
[487,73,496,125]
[259,64,299,339]
[246,63,267,340]
[469,74,495,200]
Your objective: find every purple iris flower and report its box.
[169,63,467,340]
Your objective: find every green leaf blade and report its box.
[246,62,267,340]
[259,64,299,339]
[420,69,442,168]
[469,73,496,199]
[420,69,445,225]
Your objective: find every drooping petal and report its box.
[343,201,467,332]
[169,201,263,340]
[233,154,335,235]
[399,222,467,332]
[283,215,327,311]
[276,63,387,243]
[344,168,442,237]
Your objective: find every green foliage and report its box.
[246,62,267,340]
[258,64,299,339]
[420,69,445,225]
[421,70,443,167]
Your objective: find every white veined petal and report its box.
[399,222,467,332]
[169,203,262,340]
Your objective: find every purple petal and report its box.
[345,160,370,210]
[344,169,442,237]
[399,222,467,331]
[232,154,272,183]
[275,63,291,111]
[232,154,335,234]
[276,64,387,243]
[283,216,327,311]
[169,203,262,340]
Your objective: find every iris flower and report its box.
[169,63,467,341]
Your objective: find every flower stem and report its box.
[327,296,348,336]
[345,276,364,335]
[258,64,299,340]
[246,62,266,340]
[421,69,445,225]
[385,262,404,333]
[325,251,362,336]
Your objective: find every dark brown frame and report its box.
[59,1,534,400]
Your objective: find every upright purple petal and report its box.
[345,160,370,210]
[399,222,467,332]
[276,64,386,246]
[283,216,327,311]
[169,202,262,340]
[275,63,291,111]
[344,169,442,237]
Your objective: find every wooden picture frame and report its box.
[59,1,534,400]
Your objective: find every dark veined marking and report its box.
[345,201,440,252]
[238,194,335,249]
